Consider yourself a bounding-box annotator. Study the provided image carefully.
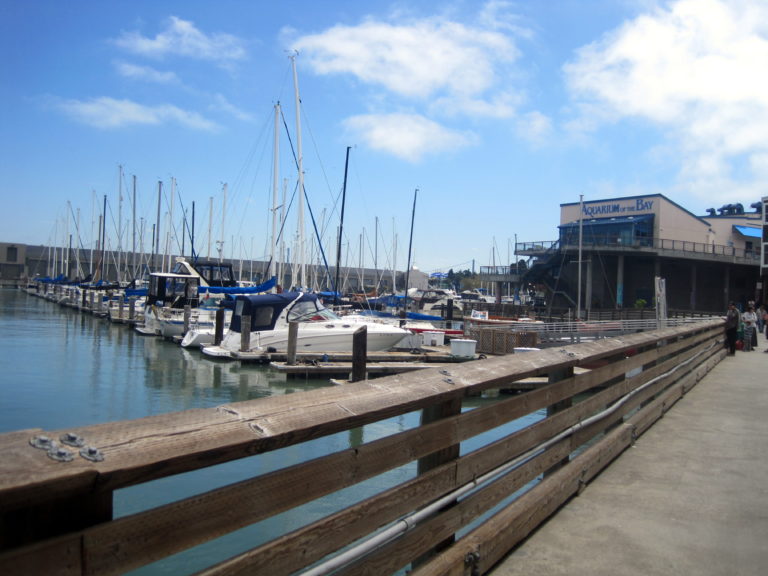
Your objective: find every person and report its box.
[741,305,757,352]
[763,305,768,353]
[724,301,740,355]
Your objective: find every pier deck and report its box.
[489,344,768,576]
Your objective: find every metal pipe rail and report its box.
[467,316,720,348]
[0,320,725,576]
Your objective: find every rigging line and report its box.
[228,109,275,244]
[66,202,89,278]
[279,106,334,288]
[299,95,338,212]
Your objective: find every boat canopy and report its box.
[230,292,309,332]
[199,276,277,295]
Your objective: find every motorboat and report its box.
[201,292,412,358]
[135,257,239,338]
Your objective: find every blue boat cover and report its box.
[199,276,277,295]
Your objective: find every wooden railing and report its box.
[0,320,725,575]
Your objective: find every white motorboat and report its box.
[201,292,412,358]
[136,257,239,338]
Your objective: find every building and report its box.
[0,242,426,294]
[513,194,763,314]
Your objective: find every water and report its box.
[0,288,542,575]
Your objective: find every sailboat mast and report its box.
[132,174,137,278]
[334,146,351,300]
[220,183,227,262]
[270,102,280,282]
[291,53,306,289]
[154,181,162,272]
[117,164,123,283]
[403,188,418,311]
[208,196,213,259]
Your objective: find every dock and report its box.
[488,344,768,576]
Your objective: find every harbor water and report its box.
[0,288,541,575]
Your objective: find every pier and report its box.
[2,319,758,575]
[488,338,768,576]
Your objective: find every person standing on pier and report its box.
[742,305,757,352]
[725,302,740,355]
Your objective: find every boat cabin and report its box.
[230,292,338,333]
[146,273,200,309]
[171,258,237,288]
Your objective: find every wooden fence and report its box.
[0,319,725,575]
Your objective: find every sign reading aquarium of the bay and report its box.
[582,198,654,217]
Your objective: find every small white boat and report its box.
[136,257,240,338]
[202,292,412,359]
[179,305,232,348]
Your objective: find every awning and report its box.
[733,225,761,238]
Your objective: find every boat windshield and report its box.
[288,299,341,322]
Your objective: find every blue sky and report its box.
[2,0,766,274]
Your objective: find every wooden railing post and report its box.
[240,315,251,352]
[286,321,298,365]
[2,490,113,551]
[214,308,225,345]
[546,366,574,475]
[351,326,368,382]
[415,394,463,565]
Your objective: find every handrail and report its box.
[0,320,725,575]
[514,237,760,263]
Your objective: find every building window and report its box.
[6,246,17,262]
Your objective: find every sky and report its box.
[2,0,767,276]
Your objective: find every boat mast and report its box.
[207,196,213,259]
[270,102,280,284]
[403,188,418,312]
[279,178,288,289]
[154,180,162,272]
[291,53,306,289]
[132,174,137,279]
[334,146,351,302]
[218,183,227,262]
[117,164,123,283]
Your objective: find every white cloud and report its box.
[289,2,542,160]
[478,0,534,38]
[564,0,768,202]
[57,97,218,131]
[210,94,254,122]
[292,6,524,116]
[114,61,179,84]
[114,16,246,66]
[516,111,553,146]
[343,113,476,162]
